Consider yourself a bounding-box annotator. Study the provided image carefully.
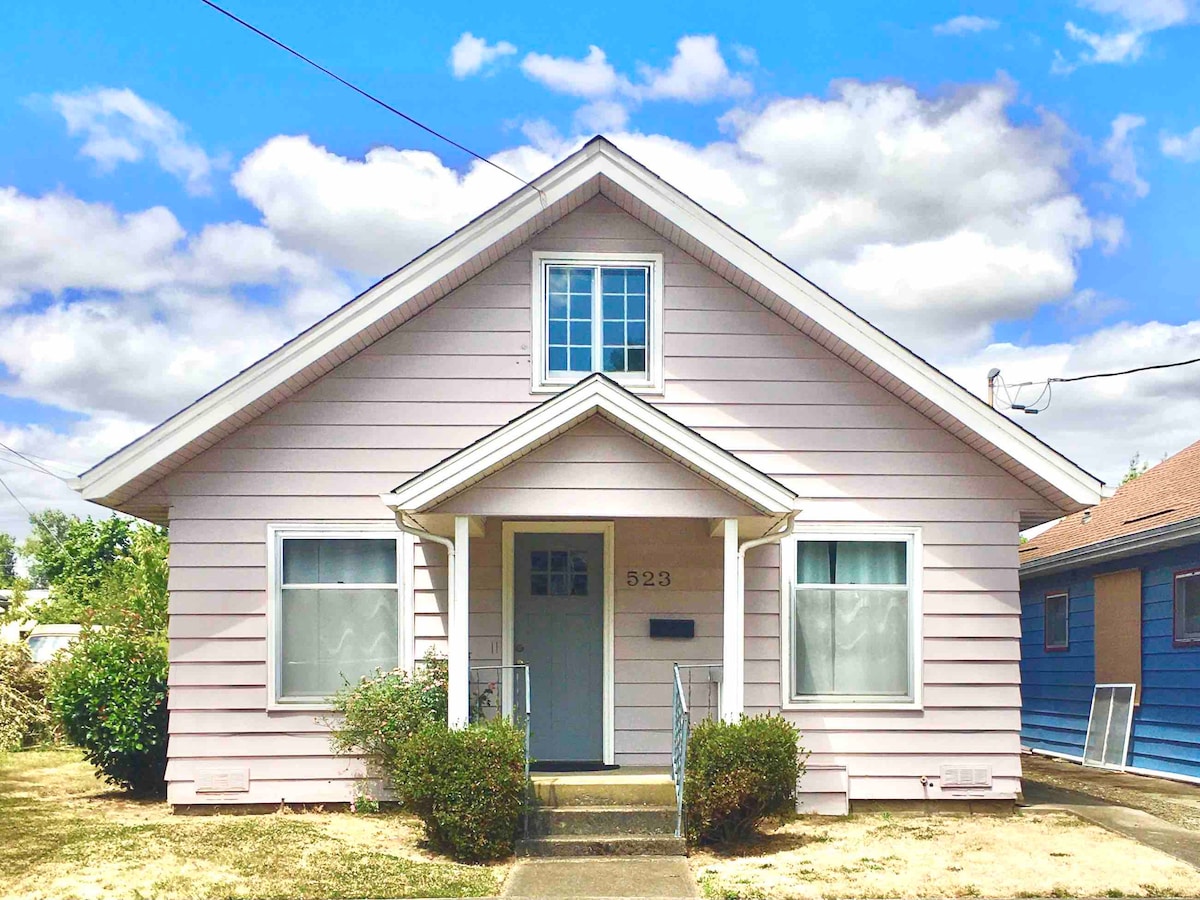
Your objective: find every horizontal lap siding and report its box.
[161,194,1033,803]
[1022,545,1200,778]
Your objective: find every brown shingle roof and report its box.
[1020,439,1200,565]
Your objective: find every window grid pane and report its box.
[1176,575,1200,642]
[792,538,912,700]
[600,267,648,375]
[1045,594,1069,649]
[547,265,594,373]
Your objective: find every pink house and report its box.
[74,137,1103,813]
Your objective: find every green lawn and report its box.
[0,749,505,900]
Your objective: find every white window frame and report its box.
[530,251,664,394]
[779,526,923,711]
[265,523,413,712]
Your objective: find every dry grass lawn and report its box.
[691,811,1200,899]
[0,749,507,900]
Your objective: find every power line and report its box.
[0,474,34,521]
[0,440,69,480]
[989,354,1200,415]
[196,0,538,193]
[1049,355,1200,384]
[0,455,69,480]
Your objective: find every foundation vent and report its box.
[195,767,250,793]
[940,765,992,789]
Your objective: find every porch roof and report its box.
[379,373,798,520]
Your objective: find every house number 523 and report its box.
[626,570,671,587]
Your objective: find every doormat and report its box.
[530,761,620,772]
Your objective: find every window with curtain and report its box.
[1174,571,1200,644]
[1044,591,1069,651]
[533,254,660,391]
[275,536,400,703]
[791,537,913,701]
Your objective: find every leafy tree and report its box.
[17,513,167,633]
[1121,453,1149,485]
[0,532,16,586]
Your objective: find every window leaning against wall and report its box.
[1044,591,1070,651]
[531,252,664,393]
[267,527,406,709]
[1174,569,1200,645]
[783,530,922,708]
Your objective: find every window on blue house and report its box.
[533,254,662,392]
[1044,591,1069,650]
[1174,570,1200,644]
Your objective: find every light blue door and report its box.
[514,532,604,762]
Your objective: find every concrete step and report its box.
[515,834,686,857]
[527,804,677,836]
[530,773,676,807]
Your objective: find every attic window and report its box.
[531,252,663,393]
[1123,508,1176,526]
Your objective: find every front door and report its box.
[514,532,604,762]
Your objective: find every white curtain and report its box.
[793,540,909,698]
[280,538,398,699]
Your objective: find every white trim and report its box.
[382,373,797,516]
[76,139,1101,513]
[399,532,416,671]
[530,251,664,394]
[265,523,404,712]
[721,517,742,721]
[449,515,470,728]
[501,520,615,765]
[779,525,924,712]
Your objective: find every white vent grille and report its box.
[195,767,250,793]
[940,765,992,789]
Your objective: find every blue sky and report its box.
[0,0,1197,533]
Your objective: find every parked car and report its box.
[25,623,83,664]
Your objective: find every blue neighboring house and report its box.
[1019,439,1200,781]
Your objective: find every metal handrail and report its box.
[672,663,723,839]
[671,663,689,839]
[470,664,532,837]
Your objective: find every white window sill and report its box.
[267,700,336,713]
[781,699,924,712]
[531,377,663,395]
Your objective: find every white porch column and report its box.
[721,517,744,721]
[449,515,470,729]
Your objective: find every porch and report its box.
[378,375,801,766]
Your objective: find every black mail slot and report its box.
[649,618,694,639]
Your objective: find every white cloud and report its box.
[1056,0,1191,71]
[51,88,221,194]
[519,35,752,120]
[574,100,629,133]
[634,36,752,102]
[1102,113,1149,197]
[934,15,1001,36]
[732,44,759,66]
[946,319,1200,483]
[448,32,516,78]
[521,46,624,99]
[1162,125,1200,161]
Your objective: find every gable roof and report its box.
[1020,439,1200,574]
[73,136,1104,521]
[381,373,797,517]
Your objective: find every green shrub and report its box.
[330,656,526,861]
[46,625,168,796]
[391,718,527,862]
[328,652,448,769]
[0,642,55,750]
[684,714,806,845]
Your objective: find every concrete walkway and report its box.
[1024,780,1200,869]
[501,857,699,899]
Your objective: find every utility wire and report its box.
[0,441,68,480]
[1005,355,1200,390]
[196,0,538,193]
[0,455,70,481]
[0,474,34,521]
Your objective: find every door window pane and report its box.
[792,538,912,699]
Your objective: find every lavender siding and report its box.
[158,194,1036,804]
